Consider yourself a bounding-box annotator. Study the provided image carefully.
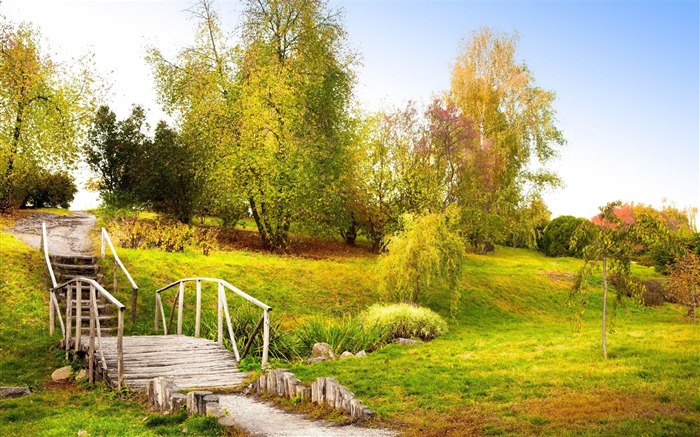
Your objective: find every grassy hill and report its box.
[1,212,699,436]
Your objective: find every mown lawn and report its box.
[2,211,699,436]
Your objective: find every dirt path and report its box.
[218,394,397,437]
[10,211,96,257]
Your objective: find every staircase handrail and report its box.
[101,227,139,322]
[154,277,272,368]
[51,277,126,389]
[40,222,58,288]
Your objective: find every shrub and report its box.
[641,280,666,307]
[295,317,388,356]
[22,171,77,209]
[360,303,448,341]
[109,216,218,254]
[541,215,590,257]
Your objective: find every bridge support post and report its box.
[262,308,270,369]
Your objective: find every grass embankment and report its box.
[0,216,229,437]
[2,210,699,435]
[109,233,700,436]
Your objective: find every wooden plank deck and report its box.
[77,335,249,390]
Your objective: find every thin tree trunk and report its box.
[602,257,608,359]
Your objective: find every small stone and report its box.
[75,369,87,381]
[304,356,330,365]
[339,351,354,359]
[0,387,31,398]
[77,430,88,436]
[182,427,188,433]
[355,350,367,357]
[311,342,335,359]
[51,366,72,381]
[394,337,422,345]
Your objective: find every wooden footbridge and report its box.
[41,223,271,390]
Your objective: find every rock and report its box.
[304,356,330,365]
[339,351,354,359]
[395,337,422,345]
[0,387,31,398]
[75,369,87,381]
[355,350,367,357]
[77,430,88,436]
[52,366,72,381]
[311,342,335,359]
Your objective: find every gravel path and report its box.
[11,211,96,256]
[218,394,397,437]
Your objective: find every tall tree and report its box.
[0,18,100,210]
[449,28,565,250]
[84,105,149,207]
[233,0,355,250]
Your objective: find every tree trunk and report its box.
[602,257,608,359]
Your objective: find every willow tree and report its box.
[0,18,99,211]
[450,28,565,251]
[233,0,355,250]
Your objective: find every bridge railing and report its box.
[101,227,139,323]
[154,278,272,368]
[51,278,126,389]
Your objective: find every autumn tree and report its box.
[232,0,355,250]
[449,28,564,251]
[667,253,700,323]
[0,17,100,211]
[571,201,661,359]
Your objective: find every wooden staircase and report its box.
[51,255,116,335]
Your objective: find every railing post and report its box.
[262,308,270,369]
[217,283,224,345]
[154,292,159,334]
[65,285,72,360]
[49,288,55,336]
[88,283,96,384]
[177,281,185,336]
[117,307,124,389]
[75,281,82,354]
[195,280,202,338]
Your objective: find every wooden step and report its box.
[53,263,99,273]
[50,255,98,265]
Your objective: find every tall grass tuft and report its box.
[360,303,448,340]
[296,317,389,355]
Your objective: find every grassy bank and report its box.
[2,210,699,436]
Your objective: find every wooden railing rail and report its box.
[41,222,62,336]
[101,227,139,323]
[51,277,126,389]
[154,278,272,368]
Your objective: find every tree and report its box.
[379,207,465,315]
[571,201,660,359]
[232,0,355,250]
[667,253,700,323]
[541,215,589,257]
[21,170,77,209]
[84,105,150,207]
[1,18,100,211]
[449,28,565,250]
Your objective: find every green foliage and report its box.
[296,317,388,355]
[379,209,465,314]
[20,170,77,209]
[359,303,448,340]
[541,215,590,257]
[0,18,100,211]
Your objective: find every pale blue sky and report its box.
[2,0,698,219]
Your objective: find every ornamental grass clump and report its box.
[360,303,448,341]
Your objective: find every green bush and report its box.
[540,215,589,257]
[360,303,448,341]
[296,317,388,355]
[109,217,218,254]
[22,171,77,209]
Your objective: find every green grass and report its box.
[3,211,699,436]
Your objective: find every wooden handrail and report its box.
[41,223,58,288]
[154,277,272,368]
[101,228,139,322]
[52,277,126,389]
